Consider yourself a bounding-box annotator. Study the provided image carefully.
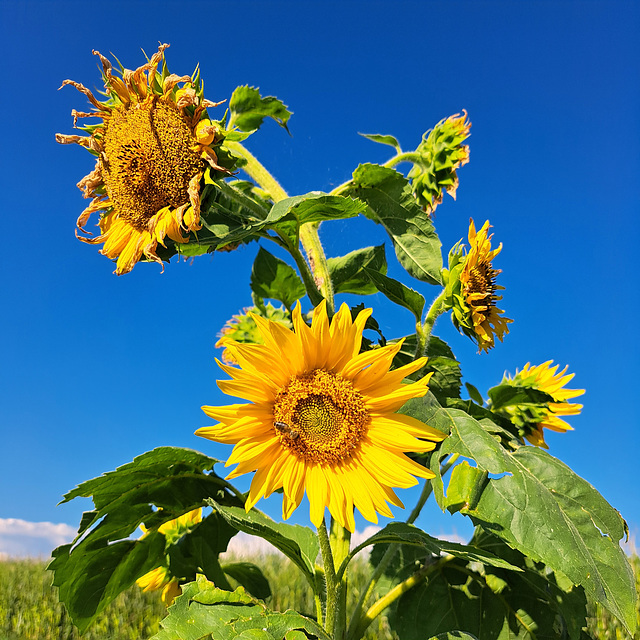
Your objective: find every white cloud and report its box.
[0,518,76,559]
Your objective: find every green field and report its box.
[1,554,639,639]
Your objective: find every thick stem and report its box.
[226,140,334,312]
[383,151,422,169]
[317,520,338,635]
[330,519,351,640]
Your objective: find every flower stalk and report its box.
[225,140,335,312]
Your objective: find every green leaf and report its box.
[464,382,484,406]
[349,164,443,285]
[222,562,272,600]
[250,247,306,309]
[363,268,425,321]
[430,404,637,634]
[354,522,520,571]
[49,447,242,633]
[326,244,387,295]
[268,192,366,226]
[152,575,330,640]
[394,336,462,403]
[389,532,588,640]
[359,132,402,153]
[229,85,292,133]
[207,500,320,582]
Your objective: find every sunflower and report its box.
[136,508,202,605]
[496,361,585,448]
[56,44,227,274]
[197,301,446,532]
[446,219,513,352]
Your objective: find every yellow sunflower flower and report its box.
[445,219,513,352]
[498,361,585,448]
[197,301,446,532]
[136,508,202,605]
[56,44,227,275]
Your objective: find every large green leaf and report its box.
[153,575,330,640]
[229,85,292,133]
[388,530,588,640]
[327,244,387,295]
[427,403,636,634]
[349,164,442,285]
[351,522,519,571]
[49,447,242,633]
[250,247,306,309]
[207,500,319,582]
[363,268,425,321]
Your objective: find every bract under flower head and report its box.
[498,361,585,448]
[445,219,512,352]
[136,508,202,605]
[57,45,227,274]
[198,301,446,532]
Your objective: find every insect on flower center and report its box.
[101,100,203,230]
[273,369,370,465]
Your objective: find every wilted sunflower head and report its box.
[136,508,202,605]
[444,219,513,352]
[197,301,446,532]
[493,361,585,448]
[57,44,229,275]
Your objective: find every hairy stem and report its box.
[417,289,447,358]
[226,140,334,311]
[330,519,351,640]
[317,520,338,635]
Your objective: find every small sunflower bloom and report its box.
[198,301,446,533]
[444,219,512,352]
[136,508,202,605]
[493,361,585,448]
[57,45,228,274]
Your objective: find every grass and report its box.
[1,554,638,639]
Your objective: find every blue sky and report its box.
[1,0,639,555]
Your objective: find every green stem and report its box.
[330,519,351,640]
[345,453,459,640]
[317,520,338,635]
[417,289,447,358]
[383,151,422,169]
[348,558,448,640]
[226,140,334,312]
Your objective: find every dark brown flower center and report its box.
[273,369,370,465]
[101,100,203,229]
[466,262,498,308]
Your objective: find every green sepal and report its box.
[348,164,443,285]
[206,500,320,584]
[406,112,471,213]
[250,247,306,310]
[464,382,484,406]
[229,85,292,133]
[326,244,387,295]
